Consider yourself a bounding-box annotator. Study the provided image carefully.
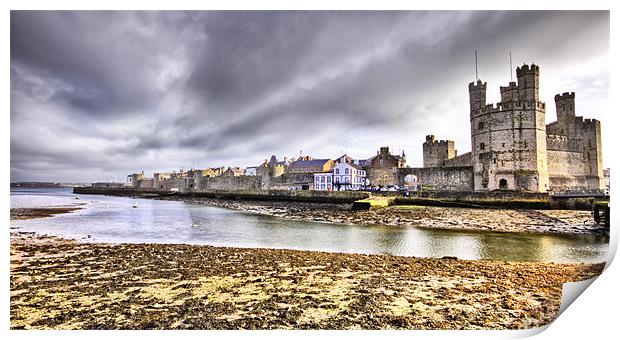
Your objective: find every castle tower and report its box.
[500,81,518,103]
[554,92,576,121]
[468,80,487,114]
[517,63,540,102]
[469,64,549,193]
[423,135,456,167]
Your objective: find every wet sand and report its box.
[10,231,604,330]
[173,198,605,236]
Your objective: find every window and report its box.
[345,168,349,175]
[480,142,486,150]
[499,179,508,189]
[478,121,484,129]
[335,169,339,175]
[502,143,505,147]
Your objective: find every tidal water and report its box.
[10,188,608,264]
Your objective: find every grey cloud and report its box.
[10,11,609,182]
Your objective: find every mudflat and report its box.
[10,207,82,220]
[171,198,605,235]
[10,232,603,330]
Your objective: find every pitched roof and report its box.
[289,159,331,168]
[335,154,354,164]
[336,161,364,170]
[226,167,245,174]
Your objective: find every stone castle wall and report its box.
[398,166,474,191]
[545,118,604,191]
[441,152,472,167]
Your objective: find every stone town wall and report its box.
[398,166,474,191]
[159,178,188,191]
[266,173,315,190]
[187,189,369,203]
[199,176,262,191]
[139,179,154,189]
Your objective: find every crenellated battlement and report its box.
[468,79,487,90]
[424,135,452,145]
[500,82,517,92]
[582,118,599,126]
[546,134,583,143]
[546,134,585,153]
[555,92,575,101]
[473,101,545,115]
[516,63,540,77]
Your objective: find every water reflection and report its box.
[11,188,609,264]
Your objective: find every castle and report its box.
[417,63,604,193]
[122,63,604,194]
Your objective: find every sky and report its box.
[10,10,609,183]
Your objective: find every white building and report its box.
[314,159,367,191]
[314,172,333,191]
[332,161,366,191]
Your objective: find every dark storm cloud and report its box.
[10,10,609,182]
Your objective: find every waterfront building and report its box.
[332,161,366,191]
[313,172,333,191]
[288,158,334,174]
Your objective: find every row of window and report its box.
[317,176,332,183]
[314,184,365,191]
[334,168,365,176]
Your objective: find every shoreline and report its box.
[10,206,84,220]
[10,231,605,330]
[155,196,607,236]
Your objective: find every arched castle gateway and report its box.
[396,63,604,193]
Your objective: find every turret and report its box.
[468,79,487,114]
[554,92,576,122]
[517,63,540,102]
[423,136,456,167]
[500,81,518,103]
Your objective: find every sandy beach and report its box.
[10,230,604,330]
